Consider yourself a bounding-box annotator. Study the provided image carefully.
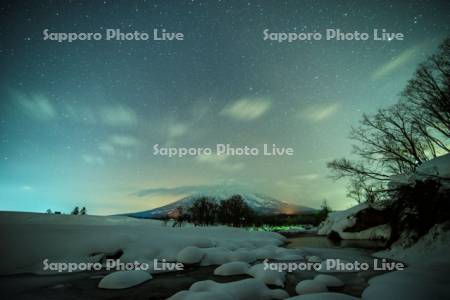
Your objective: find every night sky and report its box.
[1,0,449,214]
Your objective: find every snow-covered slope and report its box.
[126,193,315,218]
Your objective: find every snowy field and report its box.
[0,212,287,275]
[0,211,449,299]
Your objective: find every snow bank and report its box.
[318,203,368,235]
[317,203,390,240]
[390,153,450,189]
[168,279,289,300]
[98,270,152,289]
[417,153,450,180]
[0,212,286,275]
[363,223,450,300]
[339,224,391,240]
[374,222,450,264]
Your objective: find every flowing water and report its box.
[0,234,392,299]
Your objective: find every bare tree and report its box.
[328,37,450,203]
[402,37,450,144]
[188,197,217,226]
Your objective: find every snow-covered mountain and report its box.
[125,193,316,219]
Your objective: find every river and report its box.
[0,234,392,299]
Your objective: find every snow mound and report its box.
[229,249,257,263]
[98,270,152,289]
[247,263,286,287]
[287,293,358,300]
[177,246,205,264]
[199,247,232,266]
[314,274,344,287]
[214,261,250,276]
[213,262,286,287]
[195,246,303,267]
[295,279,328,295]
[168,279,289,300]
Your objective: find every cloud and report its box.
[168,123,189,139]
[135,182,246,198]
[196,153,244,172]
[221,97,271,121]
[16,93,57,121]
[372,46,419,80]
[21,185,33,191]
[64,104,97,124]
[82,154,104,165]
[299,103,340,122]
[99,104,138,127]
[293,173,320,181]
[196,153,228,163]
[109,134,140,147]
[98,142,116,155]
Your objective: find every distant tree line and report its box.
[168,195,255,227]
[168,196,330,227]
[45,206,87,215]
[328,37,450,203]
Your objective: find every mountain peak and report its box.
[126,192,315,219]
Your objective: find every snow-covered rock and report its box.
[168,279,289,300]
[98,270,152,289]
[228,249,257,263]
[314,274,344,287]
[295,279,328,294]
[214,262,250,276]
[213,262,286,287]
[177,246,205,264]
[199,247,232,266]
[247,263,286,287]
